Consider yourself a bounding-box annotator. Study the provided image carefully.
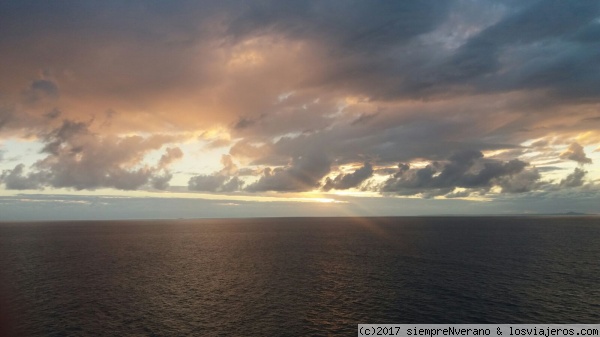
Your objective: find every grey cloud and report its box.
[536,166,564,172]
[381,150,531,196]
[151,172,173,190]
[188,175,229,192]
[44,108,62,119]
[0,1,447,121]
[1,119,179,191]
[560,142,592,164]
[0,164,45,190]
[218,154,238,176]
[220,176,244,192]
[444,189,472,199]
[233,114,268,130]
[351,112,380,126]
[30,79,58,95]
[374,167,398,176]
[188,155,244,192]
[246,152,330,192]
[560,168,587,188]
[1,0,599,204]
[228,1,449,52]
[497,168,542,193]
[233,117,256,130]
[322,162,373,191]
[1,0,598,142]
[0,107,15,131]
[158,147,184,169]
[41,119,90,155]
[262,114,518,168]
[151,147,183,190]
[0,1,218,46]
[496,38,600,99]
[400,1,600,99]
[1,0,599,112]
[188,175,244,193]
[23,79,59,103]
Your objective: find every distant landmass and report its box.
[551,211,590,216]
[417,212,596,217]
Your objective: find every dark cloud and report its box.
[381,150,531,196]
[188,175,229,192]
[0,0,599,208]
[43,108,62,119]
[322,162,373,191]
[188,175,244,193]
[560,168,587,188]
[1,0,598,111]
[351,112,379,126]
[496,168,542,193]
[150,148,183,190]
[560,142,592,164]
[246,152,330,192]
[233,117,256,130]
[228,1,449,51]
[1,119,180,190]
[424,0,600,97]
[188,155,244,192]
[220,176,244,192]
[256,111,522,170]
[233,114,268,130]
[151,172,173,190]
[0,163,45,190]
[444,189,472,199]
[1,1,598,139]
[0,107,15,131]
[22,79,59,103]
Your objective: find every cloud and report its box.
[380,150,532,197]
[0,108,12,131]
[496,168,542,193]
[322,162,373,191]
[0,1,598,144]
[22,79,59,103]
[0,163,46,190]
[150,148,182,190]
[246,152,331,192]
[151,172,174,190]
[0,105,41,136]
[0,1,599,209]
[218,154,238,176]
[421,1,600,98]
[560,168,587,188]
[1,119,180,191]
[188,155,244,192]
[188,175,244,193]
[560,142,592,164]
[351,112,380,126]
[44,108,62,119]
[158,147,184,169]
[188,175,230,192]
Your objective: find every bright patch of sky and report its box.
[0,139,45,169]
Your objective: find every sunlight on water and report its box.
[1,217,599,336]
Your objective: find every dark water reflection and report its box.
[1,217,599,336]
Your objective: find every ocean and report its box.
[1,217,599,336]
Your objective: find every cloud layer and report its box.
[0,0,599,212]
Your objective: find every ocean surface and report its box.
[1,217,599,336]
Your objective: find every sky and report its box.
[1,0,599,220]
